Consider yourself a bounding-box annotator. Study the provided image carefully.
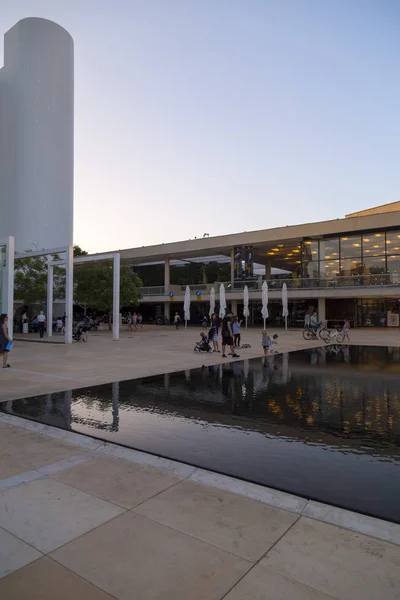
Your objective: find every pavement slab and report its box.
[54,454,182,508]
[0,557,116,599]
[0,478,125,553]
[50,512,251,600]
[262,516,400,600]
[134,479,299,561]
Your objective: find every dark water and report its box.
[2,345,400,523]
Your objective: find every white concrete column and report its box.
[1,236,15,339]
[231,299,238,315]
[47,261,53,337]
[113,254,120,341]
[64,245,73,344]
[164,258,170,292]
[318,297,326,326]
[164,301,170,321]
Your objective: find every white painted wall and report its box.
[0,18,74,252]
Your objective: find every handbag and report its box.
[5,341,13,351]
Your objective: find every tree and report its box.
[14,254,67,308]
[74,260,142,327]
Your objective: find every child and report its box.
[262,330,278,357]
[269,334,278,353]
[232,316,241,348]
[343,317,351,342]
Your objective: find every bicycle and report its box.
[321,327,344,344]
[302,323,329,341]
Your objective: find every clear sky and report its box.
[2,1,400,253]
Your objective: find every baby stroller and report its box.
[73,324,83,342]
[194,335,212,353]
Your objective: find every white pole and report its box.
[65,245,73,344]
[47,261,53,337]
[113,254,120,341]
[263,318,266,330]
[3,236,15,339]
[245,317,248,330]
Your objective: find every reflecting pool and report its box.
[2,345,400,522]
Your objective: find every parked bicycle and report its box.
[321,327,344,344]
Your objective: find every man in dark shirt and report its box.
[221,311,240,358]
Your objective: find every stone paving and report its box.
[1,326,400,599]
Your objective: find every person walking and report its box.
[232,316,241,348]
[209,313,220,352]
[0,314,12,368]
[37,311,46,338]
[343,317,351,342]
[221,310,240,358]
[137,313,143,330]
[174,312,181,330]
[127,312,133,332]
[132,312,138,331]
[82,314,91,342]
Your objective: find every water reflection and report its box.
[2,345,400,523]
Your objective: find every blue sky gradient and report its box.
[2,1,400,252]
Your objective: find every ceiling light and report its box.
[296,260,301,264]
[267,252,275,255]
[342,237,348,241]
[272,248,279,251]
[375,233,381,237]
[332,252,337,256]
[386,240,391,244]
[353,243,360,247]
[325,255,331,259]
[364,250,370,253]
[277,244,284,248]
[287,253,293,257]
[373,245,379,248]
[293,250,300,253]
[312,251,317,254]
[364,238,370,242]
[304,241,311,245]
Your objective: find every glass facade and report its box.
[301,228,400,279]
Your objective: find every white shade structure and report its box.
[261,281,269,329]
[243,285,250,329]
[209,286,216,317]
[282,283,289,330]
[184,285,191,328]
[219,283,226,319]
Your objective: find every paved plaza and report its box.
[0,326,400,599]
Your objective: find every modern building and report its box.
[0,17,74,253]
[116,201,400,328]
[0,17,74,336]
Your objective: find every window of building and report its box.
[302,240,319,262]
[340,236,362,258]
[362,233,385,256]
[384,230,400,251]
[340,258,363,276]
[319,238,339,260]
[304,261,319,278]
[363,256,387,274]
[319,260,340,278]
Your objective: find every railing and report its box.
[140,274,399,297]
[140,286,166,296]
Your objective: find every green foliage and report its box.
[73,245,88,257]
[74,261,142,317]
[14,254,65,307]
